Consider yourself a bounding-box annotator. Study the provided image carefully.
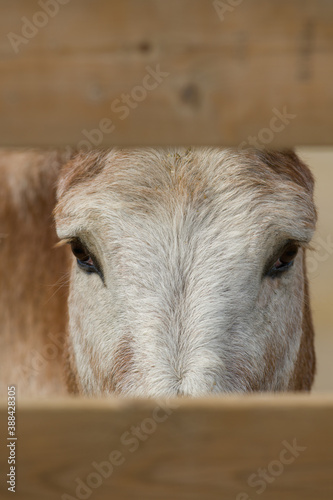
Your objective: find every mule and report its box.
[0,148,317,397]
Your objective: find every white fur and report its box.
[55,148,316,396]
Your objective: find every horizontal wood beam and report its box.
[0,0,333,148]
[0,395,333,499]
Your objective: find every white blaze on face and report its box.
[55,148,317,397]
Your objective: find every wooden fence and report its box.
[1,395,333,499]
[0,0,333,148]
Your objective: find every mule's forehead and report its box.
[55,148,316,242]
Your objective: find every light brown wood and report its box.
[0,395,332,499]
[1,1,333,147]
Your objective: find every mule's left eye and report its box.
[269,244,299,275]
[70,240,97,273]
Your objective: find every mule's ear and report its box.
[255,149,315,195]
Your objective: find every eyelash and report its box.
[69,239,103,279]
[266,243,300,277]
[64,238,300,283]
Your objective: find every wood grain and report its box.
[0,395,332,499]
[0,1,333,147]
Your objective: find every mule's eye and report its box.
[70,240,96,273]
[268,244,299,276]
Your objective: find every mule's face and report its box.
[55,148,316,397]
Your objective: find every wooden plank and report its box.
[0,0,333,147]
[0,395,333,499]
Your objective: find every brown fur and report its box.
[288,255,316,390]
[0,149,73,396]
[63,331,80,395]
[57,151,110,198]
[109,336,136,394]
[255,150,315,195]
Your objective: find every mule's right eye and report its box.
[70,240,97,273]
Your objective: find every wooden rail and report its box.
[1,395,333,499]
[1,0,333,147]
